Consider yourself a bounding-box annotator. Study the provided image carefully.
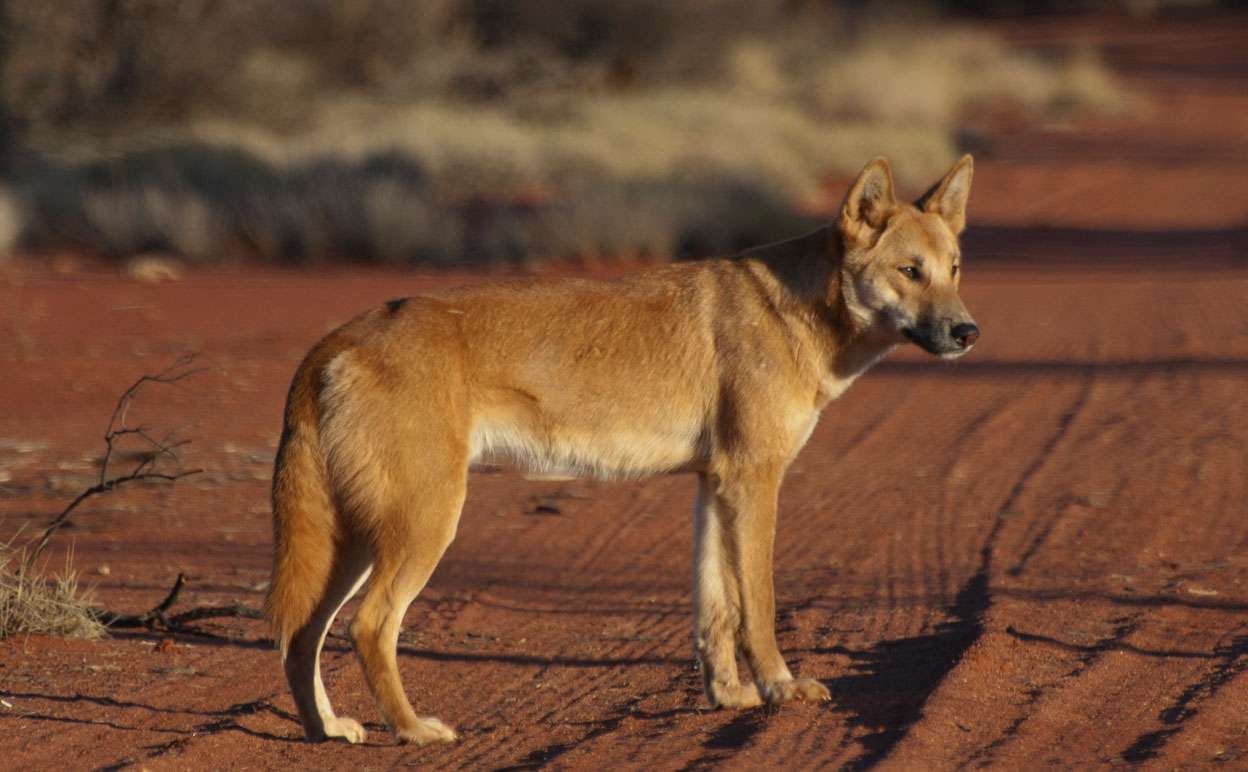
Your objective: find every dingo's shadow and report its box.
[811,622,980,770]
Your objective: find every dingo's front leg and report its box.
[693,474,761,708]
[712,464,830,707]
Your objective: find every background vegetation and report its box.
[0,0,1129,266]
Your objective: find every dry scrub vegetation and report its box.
[0,358,203,641]
[0,1,1128,265]
[0,543,104,639]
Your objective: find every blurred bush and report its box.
[0,0,1130,266]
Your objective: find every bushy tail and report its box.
[265,399,337,658]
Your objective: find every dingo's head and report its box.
[837,155,979,359]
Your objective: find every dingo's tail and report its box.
[265,371,337,659]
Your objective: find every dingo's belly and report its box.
[468,415,703,480]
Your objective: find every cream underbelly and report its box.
[468,418,703,480]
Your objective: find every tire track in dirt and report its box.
[469,616,688,768]
[830,399,1024,768]
[974,329,1247,764]
[502,620,701,765]
[831,386,1063,762]
[415,482,695,769]
[852,374,1094,767]
[1119,629,1248,762]
[104,694,288,768]
[0,653,294,771]
[949,611,1247,769]
[1142,627,1248,767]
[963,616,1142,768]
[883,277,1248,768]
[1002,368,1143,580]
[421,608,677,769]
[492,666,702,771]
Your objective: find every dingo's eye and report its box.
[899,265,921,281]
[951,264,959,278]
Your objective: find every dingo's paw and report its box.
[319,715,367,744]
[396,716,459,745]
[760,677,830,705]
[709,680,763,709]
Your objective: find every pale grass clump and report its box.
[362,180,463,265]
[189,89,953,208]
[183,90,949,260]
[0,187,23,261]
[0,542,104,640]
[84,186,224,261]
[810,27,1130,128]
[1047,46,1133,115]
[176,25,1125,211]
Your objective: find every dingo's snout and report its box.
[903,315,979,358]
[951,322,980,349]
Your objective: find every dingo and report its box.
[266,156,980,744]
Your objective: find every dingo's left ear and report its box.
[918,154,973,235]
[840,157,898,249]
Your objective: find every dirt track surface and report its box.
[3,13,1248,771]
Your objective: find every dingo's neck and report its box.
[733,225,898,401]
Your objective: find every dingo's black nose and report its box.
[952,323,980,348]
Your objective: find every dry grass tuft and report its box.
[0,541,104,640]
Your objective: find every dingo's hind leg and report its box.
[284,542,373,743]
[349,463,466,745]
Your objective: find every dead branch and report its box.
[93,573,187,628]
[96,573,264,635]
[25,354,205,568]
[167,603,265,627]
[21,354,267,639]
[98,353,206,484]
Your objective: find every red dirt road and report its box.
[3,13,1248,771]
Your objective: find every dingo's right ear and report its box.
[839,157,897,249]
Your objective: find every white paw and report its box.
[325,715,367,744]
[759,677,831,705]
[709,680,764,709]
[396,716,459,745]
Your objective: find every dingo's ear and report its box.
[918,154,973,236]
[840,157,897,249]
